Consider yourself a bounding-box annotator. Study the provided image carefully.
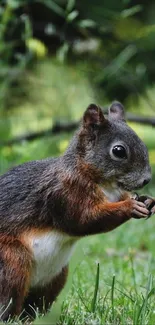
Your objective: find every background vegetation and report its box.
[1,0,155,324]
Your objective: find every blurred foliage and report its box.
[1,0,155,110]
[0,58,94,171]
[0,0,31,111]
[0,0,155,171]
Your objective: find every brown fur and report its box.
[0,235,32,320]
[20,227,53,249]
[22,266,68,320]
[52,162,134,236]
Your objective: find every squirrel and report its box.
[0,102,154,321]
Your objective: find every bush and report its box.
[1,0,155,108]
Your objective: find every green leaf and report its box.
[121,5,142,18]
[57,43,69,62]
[7,0,22,9]
[66,0,75,13]
[77,19,96,28]
[37,0,65,17]
[67,10,79,22]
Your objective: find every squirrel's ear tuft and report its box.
[83,104,105,127]
[109,102,125,121]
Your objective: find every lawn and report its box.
[1,59,155,325]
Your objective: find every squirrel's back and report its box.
[0,158,59,234]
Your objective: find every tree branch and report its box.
[127,113,155,126]
[0,113,154,147]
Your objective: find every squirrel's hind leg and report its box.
[22,266,68,321]
[0,235,32,321]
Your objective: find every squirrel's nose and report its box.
[143,178,151,187]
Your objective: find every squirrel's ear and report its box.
[109,102,125,121]
[83,104,105,127]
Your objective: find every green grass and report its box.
[0,58,155,324]
[57,217,155,325]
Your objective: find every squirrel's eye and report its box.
[112,145,127,159]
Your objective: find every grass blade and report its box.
[111,274,115,323]
[129,252,137,295]
[91,263,100,313]
[141,274,153,324]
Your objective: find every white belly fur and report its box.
[102,188,121,202]
[101,184,123,202]
[30,231,77,288]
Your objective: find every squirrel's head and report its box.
[72,102,151,191]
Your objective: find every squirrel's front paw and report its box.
[130,199,150,219]
[135,195,155,218]
[143,198,155,218]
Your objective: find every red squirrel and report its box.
[0,102,154,321]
